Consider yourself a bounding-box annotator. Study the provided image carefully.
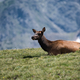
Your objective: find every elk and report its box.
[31,27,80,55]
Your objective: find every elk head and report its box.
[31,27,45,40]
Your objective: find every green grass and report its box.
[0,48,80,80]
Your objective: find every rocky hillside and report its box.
[0,0,80,50]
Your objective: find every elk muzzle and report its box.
[31,36,35,40]
[31,35,39,40]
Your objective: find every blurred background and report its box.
[0,0,80,50]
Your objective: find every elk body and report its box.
[31,27,80,55]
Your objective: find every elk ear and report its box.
[32,29,36,33]
[42,27,46,32]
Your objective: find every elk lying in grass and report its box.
[31,27,80,55]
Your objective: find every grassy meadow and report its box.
[0,48,80,80]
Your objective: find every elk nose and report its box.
[31,36,34,40]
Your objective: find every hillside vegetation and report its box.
[0,48,80,80]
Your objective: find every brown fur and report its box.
[31,27,80,55]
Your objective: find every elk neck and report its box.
[38,35,52,52]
